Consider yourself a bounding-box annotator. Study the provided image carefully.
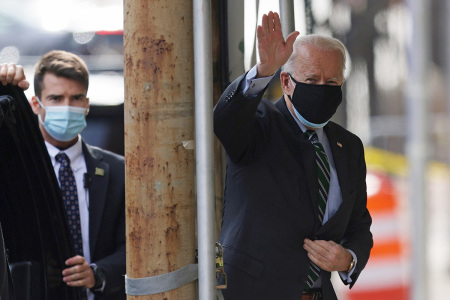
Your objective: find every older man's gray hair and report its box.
[282,34,346,77]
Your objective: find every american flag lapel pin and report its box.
[95,167,105,176]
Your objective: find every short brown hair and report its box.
[34,50,89,97]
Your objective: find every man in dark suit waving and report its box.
[214,11,373,300]
[1,51,125,299]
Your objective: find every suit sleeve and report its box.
[341,139,373,288]
[94,200,125,296]
[213,73,270,164]
[92,155,126,297]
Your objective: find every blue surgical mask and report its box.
[292,106,329,129]
[36,98,87,142]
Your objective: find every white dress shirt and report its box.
[46,137,94,299]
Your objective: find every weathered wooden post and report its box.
[124,1,196,299]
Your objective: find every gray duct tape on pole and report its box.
[125,264,198,295]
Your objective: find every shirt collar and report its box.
[287,107,324,140]
[46,136,84,171]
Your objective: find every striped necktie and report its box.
[305,130,331,288]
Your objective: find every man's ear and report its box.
[280,71,292,95]
[30,96,41,115]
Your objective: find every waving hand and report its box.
[256,11,300,78]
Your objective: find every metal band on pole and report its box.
[125,264,198,295]
[193,0,217,299]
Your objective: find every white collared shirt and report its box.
[46,137,94,299]
[287,112,344,223]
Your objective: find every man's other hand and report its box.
[62,255,95,289]
[303,239,353,272]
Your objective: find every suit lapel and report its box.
[325,123,349,196]
[274,98,319,223]
[272,99,353,234]
[320,123,350,228]
[82,142,109,256]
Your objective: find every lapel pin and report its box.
[337,142,342,148]
[95,167,105,176]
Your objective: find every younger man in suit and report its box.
[1,51,125,300]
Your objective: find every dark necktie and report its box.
[305,130,331,288]
[56,153,84,256]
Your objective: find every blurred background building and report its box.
[0,0,125,155]
[1,0,449,299]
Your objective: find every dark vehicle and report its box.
[0,85,82,300]
[0,6,124,299]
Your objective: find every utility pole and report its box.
[124,1,196,299]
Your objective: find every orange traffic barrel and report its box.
[341,170,409,300]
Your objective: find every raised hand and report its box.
[0,63,30,90]
[256,11,300,78]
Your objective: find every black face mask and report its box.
[287,74,342,128]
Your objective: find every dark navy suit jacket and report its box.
[213,74,373,300]
[82,141,125,299]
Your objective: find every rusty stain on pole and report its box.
[124,1,196,299]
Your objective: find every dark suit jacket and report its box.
[82,141,126,300]
[213,74,373,300]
